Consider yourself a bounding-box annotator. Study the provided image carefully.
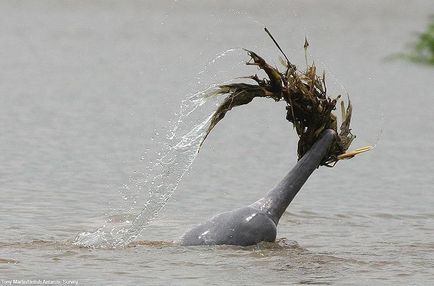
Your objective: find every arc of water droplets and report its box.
[72,48,249,248]
[73,88,218,248]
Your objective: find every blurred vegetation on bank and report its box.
[389,16,434,65]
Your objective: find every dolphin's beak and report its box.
[254,129,337,223]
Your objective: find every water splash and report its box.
[73,90,216,248]
[73,49,246,248]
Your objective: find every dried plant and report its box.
[201,28,362,167]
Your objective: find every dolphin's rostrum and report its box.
[180,129,336,246]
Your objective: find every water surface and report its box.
[1,1,433,285]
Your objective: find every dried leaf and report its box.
[200,84,266,146]
[199,29,357,166]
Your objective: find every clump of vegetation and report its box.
[200,28,366,167]
[412,18,434,64]
[394,17,434,65]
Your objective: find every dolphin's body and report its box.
[179,129,336,246]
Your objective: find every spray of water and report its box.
[72,94,213,248]
[73,49,245,248]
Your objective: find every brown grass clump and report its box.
[201,28,357,167]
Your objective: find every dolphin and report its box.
[179,129,336,246]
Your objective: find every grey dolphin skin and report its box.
[180,129,337,246]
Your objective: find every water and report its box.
[1,1,434,285]
[73,90,215,248]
